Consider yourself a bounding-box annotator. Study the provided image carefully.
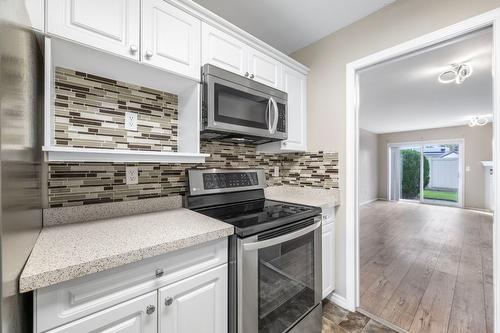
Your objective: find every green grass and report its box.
[423,189,458,202]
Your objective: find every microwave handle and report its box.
[266,99,272,132]
[242,221,321,251]
[269,97,279,134]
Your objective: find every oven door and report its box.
[203,74,287,140]
[237,217,322,333]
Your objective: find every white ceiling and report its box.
[192,0,395,54]
[359,28,493,134]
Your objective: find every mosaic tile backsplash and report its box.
[47,69,339,207]
[53,67,178,151]
[48,142,339,207]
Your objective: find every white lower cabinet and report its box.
[159,264,228,333]
[322,220,335,299]
[47,291,158,333]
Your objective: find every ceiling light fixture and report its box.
[469,116,488,127]
[438,63,473,84]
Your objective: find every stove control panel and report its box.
[187,169,266,195]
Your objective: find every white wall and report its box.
[359,129,379,204]
[291,0,500,299]
[378,124,492,210]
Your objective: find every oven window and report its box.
[214,83,269,129]
[258,231,316,332]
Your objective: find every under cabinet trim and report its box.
[43,146,209,163]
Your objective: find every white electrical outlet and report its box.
[273,166,280,177]
[125,112,138,131]
[126,167,139,185]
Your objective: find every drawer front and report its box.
[321,206,336,223]
[46,291,157,333]
[36,239,227,332]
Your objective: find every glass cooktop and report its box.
[195,199,321,237]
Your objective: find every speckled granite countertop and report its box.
[265,186,340,209]
[20,208,233,292]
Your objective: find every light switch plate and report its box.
[273,166,280,177]
[125,112,137,131]
[126,167,139,185]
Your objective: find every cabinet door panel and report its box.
[142,0,201,80]
[47,291,157,333]
[322,222,335,298]
[202,23,247,75]
[281,65,307,151]
[248,49,281,88]
[159,264,227,333]
[47,0,140,60]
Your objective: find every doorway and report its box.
[388,140,464,207]
[345,8,499,333]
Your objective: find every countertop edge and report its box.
[19,226,233,293]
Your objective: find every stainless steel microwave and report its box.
[201,64,288,144]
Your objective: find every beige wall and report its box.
[359,129,379,204]
[291,0,500,298]
[378,124,492,209]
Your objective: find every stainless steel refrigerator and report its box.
[0,1,44,332]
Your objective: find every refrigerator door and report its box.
[0,3,44,333]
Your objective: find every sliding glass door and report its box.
[390,141,462,207]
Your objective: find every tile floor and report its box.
[322,300,399,333]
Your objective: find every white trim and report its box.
[359,198,378,206]
[43,146,210,163]
[327,292,350,311]
[385,138,465,208]
[346,8,500,331]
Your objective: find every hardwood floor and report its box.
[359,200,493,333]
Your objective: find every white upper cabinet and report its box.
[201,23,247,76]
[281,65,307,151]
[248,48,282,89]
[142,0,201,80]
[158,265,228,333]
[46,0,140,61]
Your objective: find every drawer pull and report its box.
[146,305,156,315]
[165,296,174,306]
[155,268,164,278]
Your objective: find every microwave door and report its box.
[205,75,287,139]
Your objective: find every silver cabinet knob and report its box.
[146,305,156,315]
[165,296,174,306]
[145,50,153,58]
[155,268,164,278]
[250,73,255,79]
[129,44,138,54]
[244,72,249,77]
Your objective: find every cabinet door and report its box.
[282,65,307,151]
[142,0,201,80]
[248,48,281,88]
[159,264,227,333]
[202,23,247,76]
[47,291,157,333]
[322,222,335,299]
[47,0,140,60]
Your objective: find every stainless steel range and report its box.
[184,169,322,333]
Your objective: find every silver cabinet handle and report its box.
[243,221,321,251]
[145,50,153,58]
[250,73,255,79]
[165,296,174,306]
[269,97,278,134]
[155,268,164,278]
[129,44,138,54]
[244,72,249,77]
[146,305,156,315]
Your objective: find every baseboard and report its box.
[359,198,378,206]
[326,292,354,312]
[464,206,494,214]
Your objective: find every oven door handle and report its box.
[242,221,321,251]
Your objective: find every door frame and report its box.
[345,8,500,332]
[386,139,465,208]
